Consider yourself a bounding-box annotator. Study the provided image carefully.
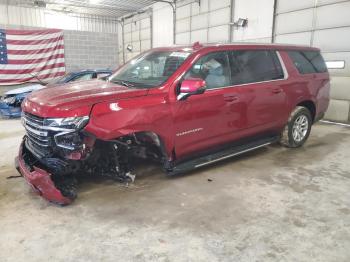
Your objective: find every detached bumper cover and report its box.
[15,141,72,205]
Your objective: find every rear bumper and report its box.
[314,112,325,123]
[15,140,72,205]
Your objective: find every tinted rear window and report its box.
[288,50,327,74]
[229,50,284,85]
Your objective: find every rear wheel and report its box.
[280,106,312,148]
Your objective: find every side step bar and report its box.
[167,136,280,176]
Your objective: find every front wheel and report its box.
[280,106,312,148]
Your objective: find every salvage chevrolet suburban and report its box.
[16,43,330,205]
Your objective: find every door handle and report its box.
[224,96,239,102]
[272,88,282,94]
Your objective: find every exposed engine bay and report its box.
[19,112,165,205]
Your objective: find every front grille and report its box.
[22,112,56,159]
[25,137,51,159]
[24,112,44,126]
[23,112,50,148]
[22,112,83,174]
[22,112,83,160]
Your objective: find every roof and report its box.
[151,42,320,53]
[202,42,319,50]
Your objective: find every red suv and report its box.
[16,43,330,205]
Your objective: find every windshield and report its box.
[109,51,192,88]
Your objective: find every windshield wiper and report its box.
[29,73,46,85]
[110,79,135,87]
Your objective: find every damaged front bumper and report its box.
[15,140,73,205]
[16,113,158,205]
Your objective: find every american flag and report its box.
[0,28,65,85]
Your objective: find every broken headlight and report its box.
[2,96,16,105]
[43,116,89,150]
[44,116,89,131]
[54,132,84,150]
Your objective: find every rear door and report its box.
[228,49,288,133]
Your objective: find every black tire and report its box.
[280,106,312,148]
[52,175,78,200]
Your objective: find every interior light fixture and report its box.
[230,18,248,28]
[126,44,133,52]
[33,0,46,8]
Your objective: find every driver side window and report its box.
[184,52,230,89]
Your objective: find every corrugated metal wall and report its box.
[0,4,118,33]
[232,0,274,43]
[118,2,174,64]
[274,0,350,123]
[121,12,152,63]
[152,2,174,47]
[175,0,231,44]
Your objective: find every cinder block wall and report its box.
[63,30,118,72]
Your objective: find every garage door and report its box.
[120,14,152,63]
[175,0,231,44]
[274,0,350,123]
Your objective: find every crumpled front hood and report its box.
[5,84,45,95]
[22,80,149,118]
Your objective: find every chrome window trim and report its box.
[277,51,289,80]
[206,50,289,91]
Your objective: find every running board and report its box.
[167,136,280,176]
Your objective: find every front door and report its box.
[172,51,248,158]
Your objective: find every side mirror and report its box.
[177,78,206,101]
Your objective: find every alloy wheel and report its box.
[292,115,309,142]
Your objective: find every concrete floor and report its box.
[0,119,349,262]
